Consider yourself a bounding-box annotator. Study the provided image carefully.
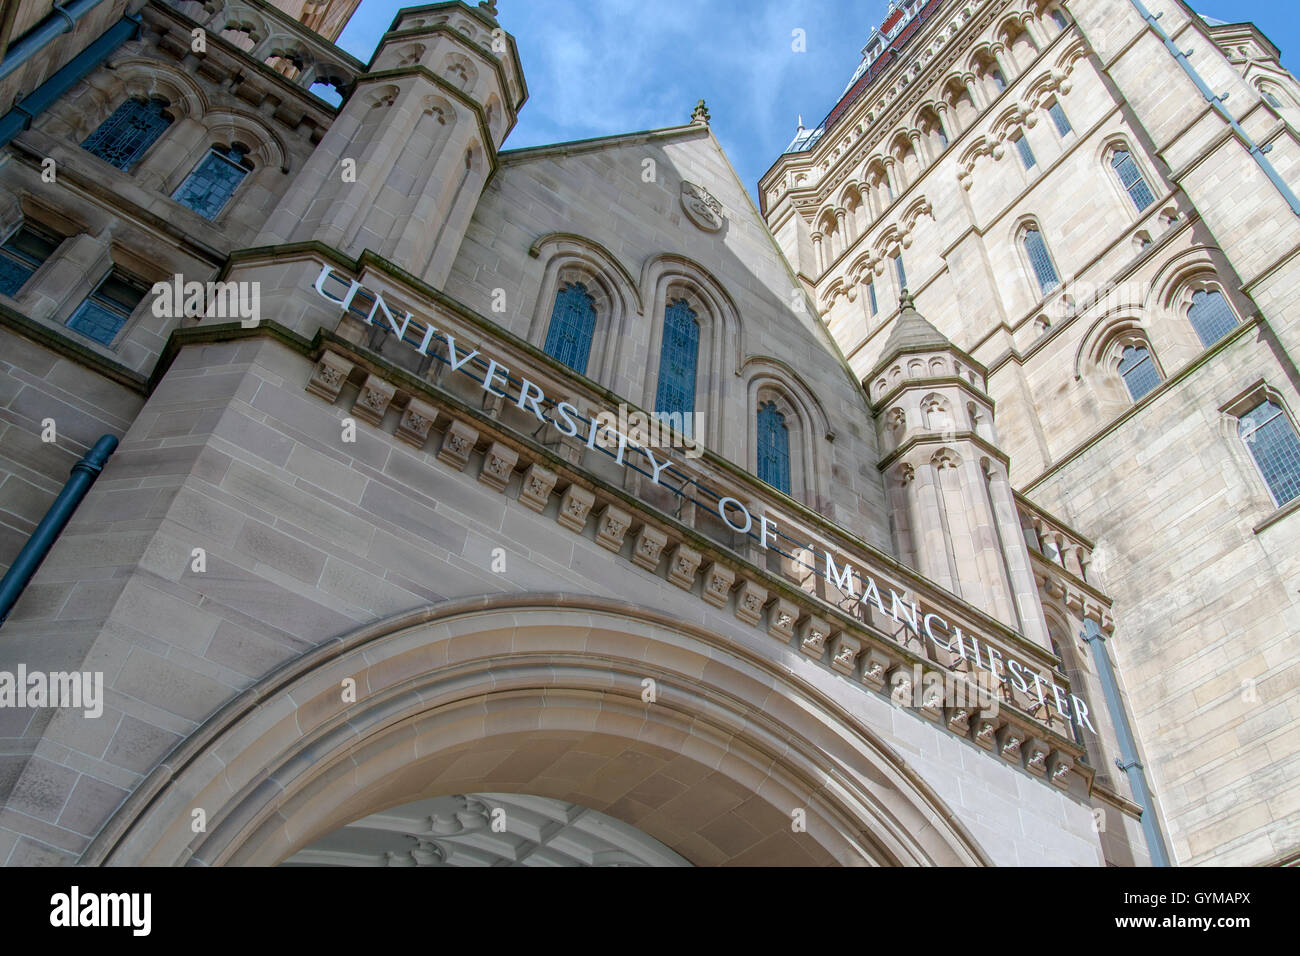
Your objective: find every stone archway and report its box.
[84,595,991,867]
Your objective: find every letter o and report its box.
[718,496,752,534]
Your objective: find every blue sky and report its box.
[335,1,1300,204]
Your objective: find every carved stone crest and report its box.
[680,181,724,232]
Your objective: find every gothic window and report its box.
[992,69,1006,92]
[1111,149,1155,212]
[868,280,879,316]
[1014,133,1036,169]
[1262,88,1283,108]
[936,119,949,148]
[1186,289,1238,347]
[66,271,148,346]
[543,282,597,374]
[81,97,173,171]
[757,400,791,494]
[1048,100,1072,136]
[0,224,59,297]
[1239,399,1300,506]
[1022,226,1059,295]
[895,253,907,292]
[1052,9,1069,31]
[172,145,254,219]
[1118,344,1161,401]
[654,298,699,432]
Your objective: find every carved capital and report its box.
[351,374,395,426]
[666,543,702,590]
[734,580,767,626]
[478,441,518,492]
[306,351,353,401]
[631,525,668,571]
[700,562,736,608]
[594,504,632,552]
[556,484,595,533]
[517,462,557,512]
[437,419,478,471]
[396,398,437,447]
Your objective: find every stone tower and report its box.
[259,0,525,287]
[869,292,1050,650]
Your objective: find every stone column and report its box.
[935,102,953,141]
[911,128,930,168]
[884,158,902,202]
[991,44,1014,84]
[811,231,824,274]
[984,460,1052,650]
[965,75,986,110]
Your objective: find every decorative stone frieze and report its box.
[946,706,973,736]
[830,633,861,675]
[631,525,668,571]
[351,375,395,425]
[998,725,1025,764]
[517,463,557,512]
[395,399,437,447]
[766,597,799,642]
[594,504,632,552]
[437,419,478,470]
[918,675,945,722]
[556,485,595,532]
[888,663,913,705]
[700,562,736,608]
[860,649,892,691]
[306,351,353,401]
[1048,754,1074,790]
[666,543,702,590]
[734,580,767,625]
[478,441,518,492]
[799,616,831,659]
[1025,737,1051,777]
[973,716,1000,751]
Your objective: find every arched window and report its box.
[868,280,879,316]
[936,120,949,148]
[894,253,907,292]
[992,69,1006,92]
[1262,88,1284,108]
[1052,9,1069,31]
[1111,150,1155,212]
[1014,133,1036,169]
[172,144,254,219]
[654,298,699,433]
[1023,227,1059,294]
[1187,289,1238,347]
[1239,400,1300,505]
[1118,344,1161,401]
[1048,100,1071,136]
[81,97,173,171]
[543,282,597,374]
[757,401,791,494]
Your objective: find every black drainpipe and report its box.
[0,433,118,627]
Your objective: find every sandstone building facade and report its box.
[0,0,1293,866]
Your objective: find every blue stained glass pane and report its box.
[1024,228,1059,294]
[82,98,172,170]
[757,401,791,494]
[654,298,699,430]
[1187,289,1237,347]
[1118,345,1161,401]
[1049,101,1072,136]
[1240,400,1300,505]
[868,281,878,315]
[544,282,596,374]
[895,255,907,292]
[173,147,251,219]
[1015,135,1036,169]
[1263,90,1283,108]
[66,300,128,345]
[1052,9,1068,30]
[0,258,34,297]
[992,70,1006,92]
[1111,150,1155,212]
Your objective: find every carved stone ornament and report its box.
[680,181,724,232]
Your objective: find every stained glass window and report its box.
[543,282,596,374]
[1023,227,1059,294]
[757,401,791,494]
[1239,400,1300,505]
[66,272,148,346]
[1186,289,1237,347]
[81,97,172,170]
[654,298,699,433]
[1049,101,1072,136]
[1015,134,1036,169]
[1118,345,1161,401]
[173,145,254,219]
[0,225,58,297]
[895,254,907,293]
[1111,150,1155,212]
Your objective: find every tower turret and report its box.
[260,0,525,287]
[869,293,1051,650]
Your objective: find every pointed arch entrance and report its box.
[84,595,990,867]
